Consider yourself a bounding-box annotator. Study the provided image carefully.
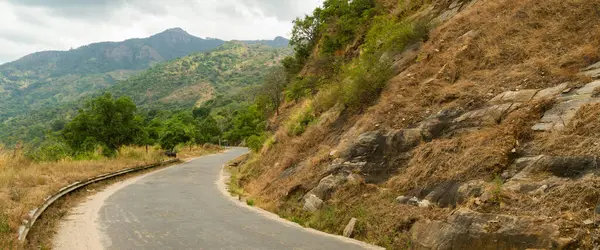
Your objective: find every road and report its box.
[54,147,376,250]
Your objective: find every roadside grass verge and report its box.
[0,144,220,249]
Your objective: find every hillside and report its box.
[0,42,291,145]
[110,42,290,110]
[230,0,600,249]
[0,28,224,122]
[0,28,290,124]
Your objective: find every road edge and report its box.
[216,164,385,250]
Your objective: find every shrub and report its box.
[286,77,318,102]
[287,103,316,136]
[246,199,255,206]
[26,139,72,162]
[363,16,430,54]
[313,84,343,113]
[340,53,395,108]
[246,134,267,152]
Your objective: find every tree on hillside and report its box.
[290,8,322,64]
[261,67,287,115]
[62,93,143,156]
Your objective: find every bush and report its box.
[246,134,268,152]
[286,77,318,102]
[287,104,316,136]
[340,53,394,108]
[363,16,430,55]
[26,139,72,162]
[246,199,255,206]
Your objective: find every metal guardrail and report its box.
[17,159,181,242]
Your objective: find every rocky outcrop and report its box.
[533,80,600,131]
[582,61,600,79]
[502,155,599,194]
[410,209,563,250]
[397,180,485,208]
[455,83,568,126]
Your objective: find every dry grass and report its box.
[232,0,600,248]
[0,145,220,249]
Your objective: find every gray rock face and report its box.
[503,155,599,193]
[533,80,600,131]
[343,218,357,238]
[335,109,460,184]
[410,209,561,250]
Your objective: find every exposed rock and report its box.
[417,199,432,208]
[456,180,485,203]
[307,174,348,200]
[340,130,386,159]
[582,61,600,79]
[397,195,433,208]
[343,218,357,237]
[533,80,600,131]
[302,194,324,212]
[454,103,518,124]
[396,195,411,204]
[504,155,599,193]
[531,82,568,101]
[422,181,461,208]
[410,209,561,250]
[489,89,538,105]
[326,161,366,176]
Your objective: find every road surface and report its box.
[54,148,377,250]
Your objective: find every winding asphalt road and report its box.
[57,148,375,249]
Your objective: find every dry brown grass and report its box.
[233,0,600,248]
[359,0,600,132]
[0,145,220,249]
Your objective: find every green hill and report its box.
[0,42,291,145]
[0,28,226,122]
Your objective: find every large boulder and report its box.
[302,194,324,212]
[410,209,562,250]
[308,174,348,200]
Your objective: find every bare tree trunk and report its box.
[146,145,148,154]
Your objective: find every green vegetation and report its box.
[0,41,291,147]
[282,0,431,117]
[62,93,143,156]
[246,199,255,206]
[0,28,226,124]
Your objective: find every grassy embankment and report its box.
[0,144,221,249]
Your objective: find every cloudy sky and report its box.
[0,0,322,64]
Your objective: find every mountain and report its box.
[0,28,289,125]
[0,27,226,122]
[241,36,290,48]
[0,42,291,145]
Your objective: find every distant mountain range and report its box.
[0,28,290,145]
[0,28,289,123]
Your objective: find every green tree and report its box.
[260,67,287,115]
[62,93,143,155]
[290,8,322,64]
[159,117,193,151]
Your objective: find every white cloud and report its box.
[0,0,323,63]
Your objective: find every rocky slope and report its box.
[232,0,600,249]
